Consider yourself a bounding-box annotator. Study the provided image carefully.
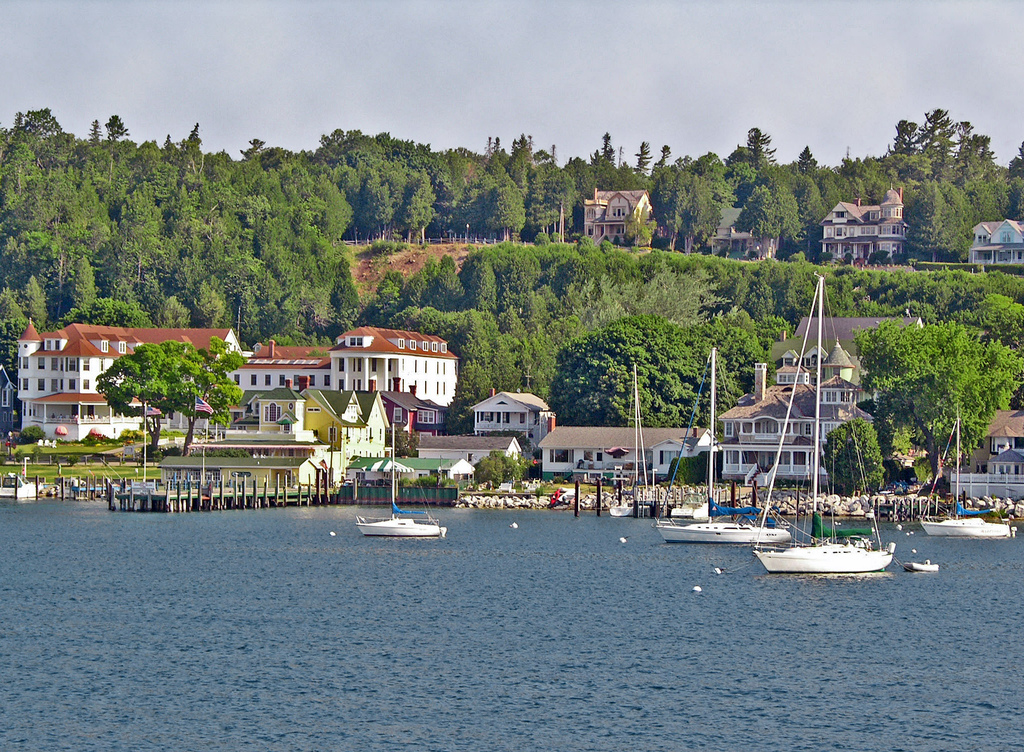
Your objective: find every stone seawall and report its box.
[455,490,1024,517]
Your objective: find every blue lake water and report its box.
[1,501,1022,752]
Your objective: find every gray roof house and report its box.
[417,434,522,465]
[537,425,711,481]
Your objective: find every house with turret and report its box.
[820,188,908,263]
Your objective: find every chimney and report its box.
[408,408,417,430]
[369,378,377,391]
[898,186,903,201]
[490,388,496,397]
[268,339,276,357]
[410,384,417,397]
[393,377,401,392]
[855,197,861,207]
[547,415,556,433]
[298,375,310,392]
[781,330,787,342]
[285,378,292,390]
[753,363,767,402]
[594,187,598,201]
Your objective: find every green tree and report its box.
[823,418,884,495]
[21,277,48,328]
[857,321,1023,478]
[634,141,652,174]
[60,298,152,328]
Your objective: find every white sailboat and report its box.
[356,432,447,538]
[609,364,643,517]
[921,414,1011,538]
[753,275,894,574]
[656,347,792,544]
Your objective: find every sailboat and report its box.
[609,364,643,517]
[655,347,792,544]
[920,414,1011,538]
[753,275,894,573]
[356,431,447,538]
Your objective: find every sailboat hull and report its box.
[754,543,892,574]
[356,517,447,538]
[656,520,792,544]
[608,505,634,517]
[920,519,1011,538]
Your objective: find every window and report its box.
[724,423,733,437]
[349,337,363,347]
[21,379,27,391]
[265,375,271,386]
[82,360,90,372]
[38,358,45,370]
[83,380,90,390]
[324,375,331,387]
[51,358,59,371]
[117,341,127,354]
[551,449,569,463]
[339,360,345,372]
[309,375,315,386]
[2,390,8,408]
[440,343,447,353]
[100,340,109,353]
[393,407,403,422]
[420,411,435,424]
[279,376,286,386]
[398,339,405,348]
[410,341,417,350]
[421,341,428,350]
[51,379,59,391]
[431,342,438,352]
[265,403,281,422]
[68,379,76,391]
[328,426,337,443]
[38,379,44,390]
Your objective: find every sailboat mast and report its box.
[812,275,823,511]
[708,348,716,507]
[955,410,961,501]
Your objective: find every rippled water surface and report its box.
[1,501,1022,751]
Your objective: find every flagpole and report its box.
[142,399,147,485]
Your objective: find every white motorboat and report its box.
[608,504,633,517]
[903,559,939,572]
[920,516,1011,538]
[753,275,893,574]
[0,473,36,501]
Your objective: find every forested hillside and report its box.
[4,107,1024,436]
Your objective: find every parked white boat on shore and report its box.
[1,473,36,501]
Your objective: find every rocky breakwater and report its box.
[764,491,1024,518]
[457,492,601,510]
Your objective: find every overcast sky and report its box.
[3,1,1022,167]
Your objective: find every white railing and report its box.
[952,472,1024,498]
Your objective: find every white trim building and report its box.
[820,188,907,262]
[329,327,458,407]
[472,391,554,444]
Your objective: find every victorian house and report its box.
[820,188,907,263]
[718,363,871,484]
[583,189,653,244]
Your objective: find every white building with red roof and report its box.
[232,340,333,391]
[17,321,241,440]
[329,326,458,407]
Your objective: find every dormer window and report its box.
[410,341,417,351]
[421,341,428,350]
[431,342,438,352]
[101,341,109,353]
[440,343,447,353]
[349,336,364,347]
[117,341,127,354]
[398,339,405,349]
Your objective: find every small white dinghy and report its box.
[903,559,939,573]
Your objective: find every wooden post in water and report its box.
[596,477,602,516]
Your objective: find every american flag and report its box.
[145,405,162,416]
[194,396,214,415]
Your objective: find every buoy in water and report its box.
[510,522,519,529]
[619,536,628,543]
[692,586,702,593]
[329,531,336,537]
[713,567,723,575]
[896,524,903,531]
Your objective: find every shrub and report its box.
[19,426,44,444]
[534,232,550,246]
[369,240,408,256]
